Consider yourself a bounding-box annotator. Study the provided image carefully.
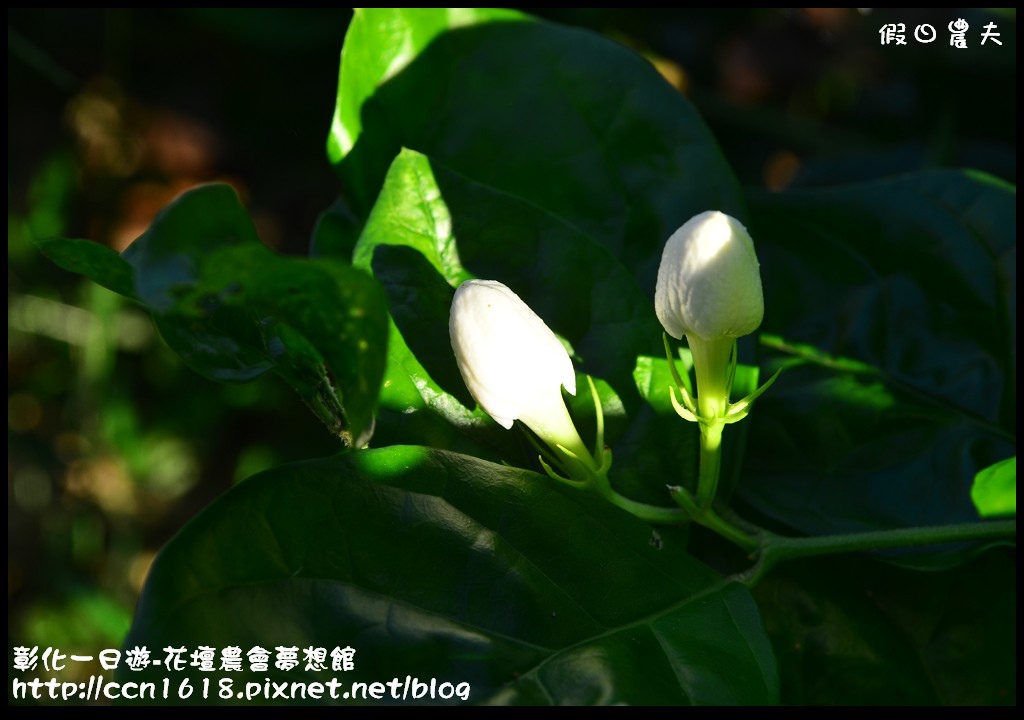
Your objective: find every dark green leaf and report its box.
[330,8,743,281]
[179,242,389,445]
[122,183,262,312]
[35,237,136,298]
[310,197,361,260]
[153,312,277,383]
[121,446,778,705]
[39,185,390,445]
[972,456,1016,517]
[741,171,1016,566]
[753,550,1016,705]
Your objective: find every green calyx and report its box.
[663,333,781,429]
[534,374,687,525]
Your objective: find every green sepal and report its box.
[664,333,699,421]
[725,366,783,423]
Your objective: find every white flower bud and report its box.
[655,211,764,342]
[449,280,589,460]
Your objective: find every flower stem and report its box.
[696,422,723,508]
[669,485,759,551]
[686,335,734,508]
[697,507,759,553]
[594,476,687,525]
[737,519,1016,586]
[605,491,689,525]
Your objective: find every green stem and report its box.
[595,477,687,525]
[668,486,759,551]
[739,520,1016,586]
[695,507,759,553]
[686,335,734,508]
[587,375,605,466]
[695,422,723,508]
[607,493,688,525]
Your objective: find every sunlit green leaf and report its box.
[971,456,1016,517]
[330,7,743,278]
[634,351,695,416]
[328,7,523,203]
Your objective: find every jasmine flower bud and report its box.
[655,210,763,343]
[449,280,591,463]
[655,211,777,509]
[655,211,764,425]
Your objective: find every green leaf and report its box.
[178,242,389,445]
[972,456,1016,517]
[753,550,1016,705]
[38,185,390,446]
[152,311,278,383]
[35,237,136,298]
[356,149,472,287]
[634,351,695,416]
[121,446,778,705]
[328,7,523,209]
[310,198,361,260]
[741,171,1016,567]
[330,8,743,274]
[351,150,474,421]
[347,157,505,455]
[122,184,262,312]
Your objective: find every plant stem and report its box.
[668,485,759,551]
[686,335,734,508]
[695,507,760,553]
[738,520,1016,586]
[695,422,723,508]
[595,477,687,525]
[607,493,689,525]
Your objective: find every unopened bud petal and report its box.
[655,211,764,342]
[449,280,586,459]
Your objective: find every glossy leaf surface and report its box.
[122,446,779,705]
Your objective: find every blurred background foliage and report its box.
[7,7,1015,702]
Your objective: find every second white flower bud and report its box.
[449,279,591,464]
